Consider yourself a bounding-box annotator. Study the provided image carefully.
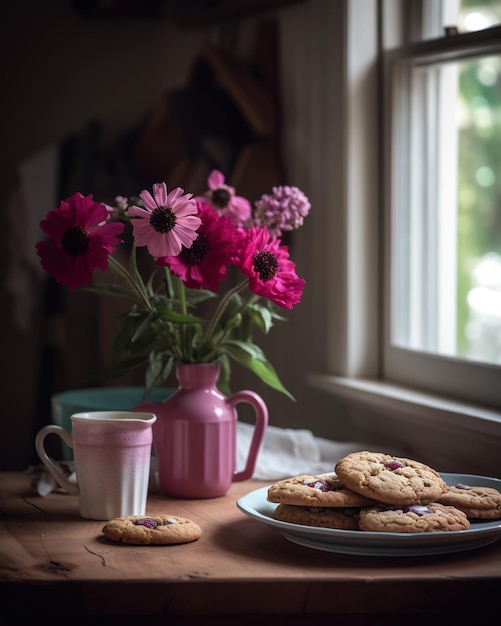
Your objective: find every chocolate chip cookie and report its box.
[359,502,470,533]
[334,451,447,505]
[273,503,361,529]
[437,483,501,519]
[102,514,202,545]
[267,473,377,507]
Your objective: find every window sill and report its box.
[307,373,501,432]
[307,373,501,478]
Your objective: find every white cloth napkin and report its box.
[28,461,77,497]
[236,421,382,480]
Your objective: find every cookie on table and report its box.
[437,483,501,519]
[273,503,360,530]
[335,451,447,506]
[359,503,470,533]
[102,515,202,545]
[267,473,377,508]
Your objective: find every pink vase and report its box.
[135,362,268,498]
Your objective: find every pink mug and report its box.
[136,363,268,498]
[35,411,156,519]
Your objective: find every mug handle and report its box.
[227,390,268,482]
[35,425,79,495]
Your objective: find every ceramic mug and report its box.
[35,411,157,520]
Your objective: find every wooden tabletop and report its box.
[1,471,500,624]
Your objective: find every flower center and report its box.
[61,225,90,257]
[253,250,278,281]
[150,206,176,233]
[180,233,209,264]
[212,188,231,208]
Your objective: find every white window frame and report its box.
[391,58,458,357]
[384,21,501,409]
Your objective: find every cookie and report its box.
[359,503,470,533]
[102,515,202,545]
[335,451,447,505]
[273,503,360,530]
[437,483,501,519]
[267,473,377,508]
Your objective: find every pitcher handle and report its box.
[35,425,79,495]
[227,390,268,482]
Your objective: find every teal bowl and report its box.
[51,387,174,460]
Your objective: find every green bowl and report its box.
[51,387,174,459]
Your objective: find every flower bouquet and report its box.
[36,170,310,400]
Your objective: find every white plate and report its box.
[236,472,501,556]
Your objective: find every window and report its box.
[384,1,501,408]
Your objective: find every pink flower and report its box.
[157,201,238,291]
[234,227,305,309]
[198,170,251,227]
[252,185,311,237]
[128,182,201,258]
[36,192,124,290]
[114,196,129,212]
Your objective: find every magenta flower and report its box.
[36,192,125,290]
[157,201,239,291]
[234,227,305,309]
[252,185,311,237]
[34,176,310,400]
[128,182,201,258]
[198,170,251,227]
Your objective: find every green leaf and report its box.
[188,324,205,351]
[216,354,232,395]
[145,352,174,396]
[131,310,156,342]
[247,301,287,334]
[81,282,139,301]
[126,330,158,354]
[183,287,217,306]
[145,269,159,298]
[222,340,295,400]
[156,306,206,324]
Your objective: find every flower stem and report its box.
[163,266,174,299]
[176,276,189,356]
[108,255,151,310]
[203,278,248,344]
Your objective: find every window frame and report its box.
[382,23,501,410]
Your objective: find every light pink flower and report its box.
[128,182,201,258]
[251,185,311,237]
[198,170,251,227]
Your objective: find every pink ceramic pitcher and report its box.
[135,362,268,498]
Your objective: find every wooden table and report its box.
[1,471,500,625]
